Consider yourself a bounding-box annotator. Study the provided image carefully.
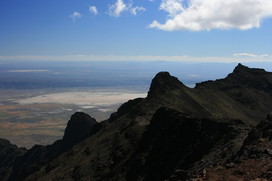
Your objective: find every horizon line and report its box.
[0,54,271,63]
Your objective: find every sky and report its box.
[0,0,272,63]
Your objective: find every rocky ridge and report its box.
[4,112,99,181]
[1,64,272,181]
[0,139,26,181]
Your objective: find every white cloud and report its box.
[149,0,272,31]
[108,0,128,17]
[159,0,183,17]
[189,74,200,77]
[89,6,98,15]
[70,11,82,22]
[108,0,145,17]
[233,53,270,58]
[131,6,146,15]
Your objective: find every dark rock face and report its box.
[7,142,61,181]
[144,71,211,119]
[189,113,272,181]
[267,112,272,121]
[231,63,272,90]
[0,139,26,181]
[109,98,144,121]
[127,108,250,181]
[0,139,26,167]
[148,72,185,96]
[3,112,99,181]
[240,113,272,158]
[196,63,272,91]
[193,64,272,124]
[62,112,98,150]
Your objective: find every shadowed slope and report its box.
[3,112,99,181]
[2,64,272,181]
[0,139,26,181]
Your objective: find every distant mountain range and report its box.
[1,63,272,180]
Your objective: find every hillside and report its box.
[0,139,26,181]
[1,63,272,181]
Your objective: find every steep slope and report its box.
[127,107,250,181]
[194,63,272,123]
[0,139,26,181]
[191,113,272,181]
[23,64,272,181]
[1,112,99,181]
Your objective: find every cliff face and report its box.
[1,64,272,181]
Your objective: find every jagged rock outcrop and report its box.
[62,112,98,150]
[109,98,144,121]
[2,112,99,181]
[196,63,272,90]
[127,107,250,181]
[238,113,272,159]
[148,72,186,96]
[193,64,272,124]
[188,113,272,181]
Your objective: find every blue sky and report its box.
[0,0,272,63]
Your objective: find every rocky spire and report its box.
[62,112,98,150]
[148,72,185,96]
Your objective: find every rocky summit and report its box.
[1,64,272,181]
[62,112,99,151]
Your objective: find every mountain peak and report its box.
[232,63,267,76]
[62,112,98,149]
[226,63,272,90]
[148,72,185,96]
[233,63,249,73]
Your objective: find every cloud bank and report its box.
[149,0,272,31]
[160,0,183,17]
[1,54,271,63]
[233,53,270,58]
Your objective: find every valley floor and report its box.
[0,87,146,148]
